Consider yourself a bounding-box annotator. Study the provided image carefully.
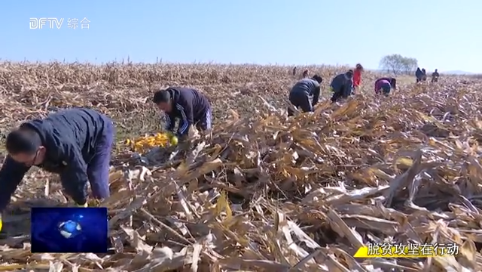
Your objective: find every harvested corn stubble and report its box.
[1,62,482,272]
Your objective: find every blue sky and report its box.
[0,1,481,73]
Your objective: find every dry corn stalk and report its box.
[0,62,481,271]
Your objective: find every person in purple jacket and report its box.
[374,77,396,96]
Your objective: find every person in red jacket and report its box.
[353,64,364,94]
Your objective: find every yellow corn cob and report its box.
[125,133,174,153]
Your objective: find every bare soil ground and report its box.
[0,62,481,271]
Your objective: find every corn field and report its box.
[0,62,481,271]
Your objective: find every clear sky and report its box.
[0,1,481,73]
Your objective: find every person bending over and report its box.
[330,70,354,103]
[153,87,212,140]
[287,75,322,116]
[0,108,114,230]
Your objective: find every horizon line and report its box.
[0,59,478,75]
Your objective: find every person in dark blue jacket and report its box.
[415,67,424,83]
[153,87,212,139]
[330,70,354,103]
[0,108,114,213]
[288,75,322,116]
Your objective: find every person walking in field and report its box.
[0,108,114,230]
[287,75,322,116]
[330,70,354,103]
[415,67,424,83]
[431,69,439,83]
[352,64,364,94]
[374,77,397,96]
[153,87,212,140]
[421,68,427,81]
[302,69,309,78]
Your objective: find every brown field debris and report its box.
[0,62,482,271]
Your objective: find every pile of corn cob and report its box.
[125,133,178,153]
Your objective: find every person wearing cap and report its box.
[0,108,114,230]
[374,77,397,96]
[287,75,322,116]
[330,70,354,103]
[352,64,364,94]
[153,87,212,140]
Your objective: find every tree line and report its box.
[379,54,419,75]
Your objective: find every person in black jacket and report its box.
[153,87,212,139]
[330,70,354,103]
[422,68,427,81]
[415,67,423,83]
[288,75,322,116]
[0,108,114,214]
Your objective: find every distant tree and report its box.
[379,54,418,75]
[400,57,418,74]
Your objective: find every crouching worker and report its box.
[153,87,212,141]
[0,108,114,229]
[330,70,354,103]
[375,77,397,96]
[288,75,322,116]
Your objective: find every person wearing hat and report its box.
[287,75,322,116]
[330,70,354,103]
[153,87,212,140]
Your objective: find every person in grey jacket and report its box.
[288,75,322,116]
[330,70,354,103]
